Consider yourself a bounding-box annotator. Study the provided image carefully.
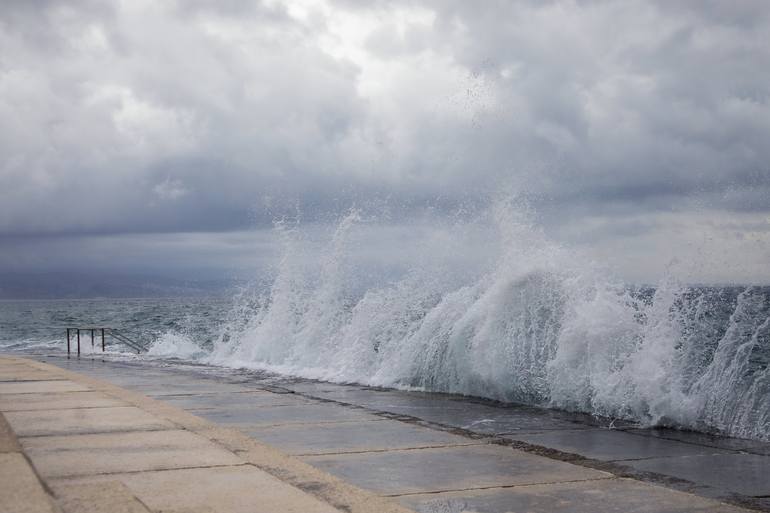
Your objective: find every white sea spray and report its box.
[198,201,769,441]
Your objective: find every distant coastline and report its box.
[0,272,243,300]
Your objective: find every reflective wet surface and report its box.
[24,353,770,512]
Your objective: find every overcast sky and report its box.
[1,0,769,288]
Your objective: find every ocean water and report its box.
[0,297,230,357]
[1,204,768,441]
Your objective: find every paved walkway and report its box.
[0,356,411,513]
[2,354,768,512]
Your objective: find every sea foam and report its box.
[200,201,769,441]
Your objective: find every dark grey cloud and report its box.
[421,1,770,193]
[1,0,768,283]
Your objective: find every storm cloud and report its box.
[1,0,769,286]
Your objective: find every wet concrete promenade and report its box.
[3,354,769,513]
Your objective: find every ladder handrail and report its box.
[64,327,149,356]
[106,329,149,353]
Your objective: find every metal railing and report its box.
[65,327,149,356]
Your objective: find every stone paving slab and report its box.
[284,387,607,431]
[505,428,735,461]
[5,405,175,437]
[54,465,339,513]
[0,405,59,512]
[21,429,244,478]
[161,390,314,410]
[72,369,246,386]
[0,379,91,394]
[282,381,371,395]
[53,481,152,513]
[63,369,176,382]
[0,368,67,381]
[296,388,590,433]
[4,357,416,513]
[0,359,33,365]
[288,387,467,411]
[0,390,128,411]
[192,403,383,428]
[399,478,749,513]
[627,453,770,497]
[52,368,249,394]
[117,381,252,397]
[53,465,342,513]
[0,361,42,369]
[304,444,611,496]
[190,425,419,513]
[627,428,770,456]
[13,355,768,513]
[398,405,590,434]
[246,418,482,456]
[0,453,58,513]
[0,412,21,453]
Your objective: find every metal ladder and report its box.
[65,327,149,356]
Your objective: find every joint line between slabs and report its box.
[0,389,95,395]
[608,450,737,463]
[16,427,178,439]
[296,441,486,457]
[224,418,387,429]
[48,462,253,480]
[0,378,67,385]
[0,405,130,413]
[383,476,617,498]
